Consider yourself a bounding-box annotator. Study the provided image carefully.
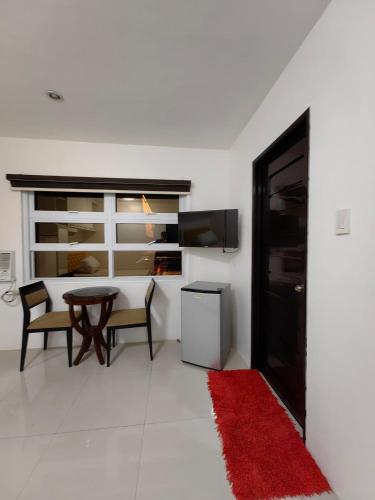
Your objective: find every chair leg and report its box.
[146,319,153,361]
[20,329,29,372]
[112,330,116,348]
[43,331,49,350]
[66,328,73,367]
[107,328,112,367]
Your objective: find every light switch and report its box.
[336,208,351,235]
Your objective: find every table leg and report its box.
[74,336,92,366]
[81,305,90,328]
[99,333,107,349]
[93,335,105,365]
[66,297,116,366]
[89,299,114,364]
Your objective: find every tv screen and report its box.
[178,209,238,248]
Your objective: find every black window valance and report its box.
[6,174,191,194]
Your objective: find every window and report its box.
[24,192,183,279]
[116,223,178,244]
[114,251,182,277]
[35,192,104,212]
[35,223,105,244]
[116,194,179,214]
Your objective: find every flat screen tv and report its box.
[178,209,238,248]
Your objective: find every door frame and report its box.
[251,109,310,430]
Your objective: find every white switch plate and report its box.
[336,208,351,235]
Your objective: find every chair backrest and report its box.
[145,278,156,312]
[19,281,51,327]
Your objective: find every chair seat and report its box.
[107,308,147,328]
[27,311,81,331]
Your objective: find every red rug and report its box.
[208,370,330,500]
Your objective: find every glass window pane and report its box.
[35,223,105,244]
[114,251,182,276]
[35,192,104,212]
[116,194,179,213]
[34,251,108,277]
[116,223,178,244]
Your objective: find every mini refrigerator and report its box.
[181,281,231,370]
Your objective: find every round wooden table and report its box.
[63,286,120,366]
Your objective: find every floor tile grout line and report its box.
[52,359,96,436]
[15,433,54,500]
[0,349,92,442]
[0,431,54,441]
[0,423,145,441]
[0,415,213,441]
[0,341,215,441]
[0,360,95,441]
[144,358,154,425]
[145,415,213,427]
[12,357,152,500]
[52,359,153,435]
[0,376,20,405]
[0,343,248,499]
[134,358,153,500]
[0,343,186,441]
[0,349,69,405]
[134,423,146,500]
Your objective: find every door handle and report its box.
[294,284,305,293]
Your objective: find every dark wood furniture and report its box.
[251,110,309,433]
[6,174,191,193]
[106,279,156,366]
[63,286,119,366]
[19,281,81,372]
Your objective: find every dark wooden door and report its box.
[252,111,309,430]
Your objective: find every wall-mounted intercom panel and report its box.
[0,251,15,281]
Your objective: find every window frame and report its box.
[22,192,186,281]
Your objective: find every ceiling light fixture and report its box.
[46,90,64,101]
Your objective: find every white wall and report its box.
[0,138,231,349]
[229,1,375,498]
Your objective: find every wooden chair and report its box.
[106,279,156,366]
[19,281,81,371]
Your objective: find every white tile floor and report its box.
[0,341,338,500]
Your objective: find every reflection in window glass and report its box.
[35,192,104,212]
[35,223,104,244]
[34,251,108,277]
[116,194,179,214]
[114,251,182,276]
[116,224,178,244]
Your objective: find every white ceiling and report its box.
[0,0,330,149]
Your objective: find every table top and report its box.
[63,286,120,304]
